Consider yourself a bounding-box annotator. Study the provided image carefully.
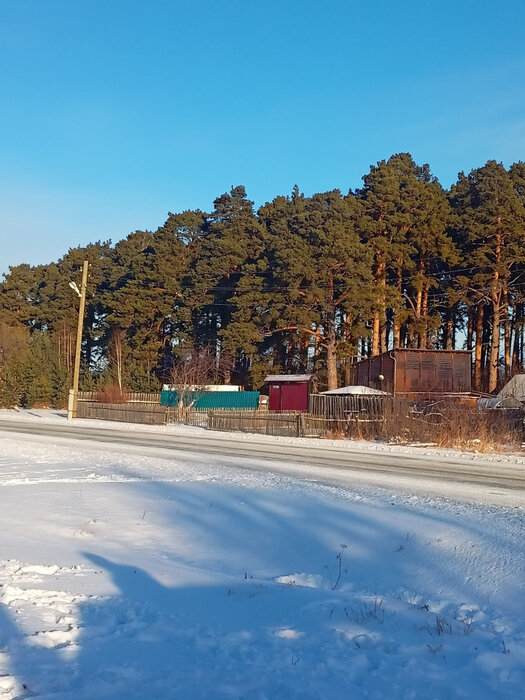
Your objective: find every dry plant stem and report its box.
[95,384,128,404]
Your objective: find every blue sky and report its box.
[1,0,524,277]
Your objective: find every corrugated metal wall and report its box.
[353,350,471,395]
[160,390,260,410]
[268,382,309,412]
[354,353,395,393]
[394,350,471,393]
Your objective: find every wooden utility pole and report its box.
[67,260,89,420]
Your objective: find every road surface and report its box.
[1,418,524,506]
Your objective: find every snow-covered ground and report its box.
[0,412,524,698]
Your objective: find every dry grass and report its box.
[380,401,524,452]
[94,384,129,404]
[321,399,524,453]
[323,427,346,440]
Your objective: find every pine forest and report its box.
[2,153,525,407]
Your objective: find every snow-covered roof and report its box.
[498,374,525,401]
[321,385,389,396]
[264,374,313,383]
[162,384,241,392]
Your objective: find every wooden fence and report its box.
[208,411,309,437]
[76,399,390,435]
[78,391,161,403]
[207,410,385,437]
[73,391,525,449]
[166,409,209,427]
[77,401,167,425]
[76,402,373,437]
[309,393,389,419]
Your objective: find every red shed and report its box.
[265,374,314,412]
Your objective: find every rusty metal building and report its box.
[352,349,472,397]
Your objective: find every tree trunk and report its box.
[286,337,295,370]
[393,263,402,349]
[420,284,429,349]
[380,314,388,353]
[313,324,320,367]
[372,262,386,356]
[393,317,401,349]
[444,305,454,350]
[503,286,511,380]
[116,342,122,390]
[279,332,288,369]
[344,314,352,386]
[474,302,484,392]
[488,230,503,393]
[400,323,407,349]
[481,311,491,391]
[466,306,473,352]
[325,325,338,390]
[512,303,522,372]
[412,262,424,348]
[382,309,388,352]
[299,334,309,372]
[488,288,501,393]
[372,310,380,356]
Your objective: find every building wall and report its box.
[353,350,471,395]
[268,382,309,411]
[354,353,395,393]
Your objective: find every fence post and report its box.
[297,413,305,437]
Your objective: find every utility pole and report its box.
[67,260,89,420]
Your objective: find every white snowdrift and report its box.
[0,418,524,698]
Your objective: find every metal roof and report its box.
[264,374,313,383]
[321,385,388,396]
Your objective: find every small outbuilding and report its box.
[264,374,315,412]
[352,349,472,397]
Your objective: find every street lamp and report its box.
[69,281,81,297]
[67,260,89,420]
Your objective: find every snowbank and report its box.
[0,432,524,698]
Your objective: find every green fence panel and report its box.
[161,390,260,410]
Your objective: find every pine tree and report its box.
[259,188,373,389]
[450,161,525,392]
[0,263,40,327]
[190,186,267,383]
[358,154,454,353]
[103,226,187,390]
[509,162,525,372]
[0,322,29,407]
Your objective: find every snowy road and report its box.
[1,417,525,507]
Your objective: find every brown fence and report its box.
[77,401,167,425]
[78,391,161,404]
[208,411,308,437]
[310,394,388,419]
[207,410,383,438]
[75,395,525,451]
[166,409,209,428]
